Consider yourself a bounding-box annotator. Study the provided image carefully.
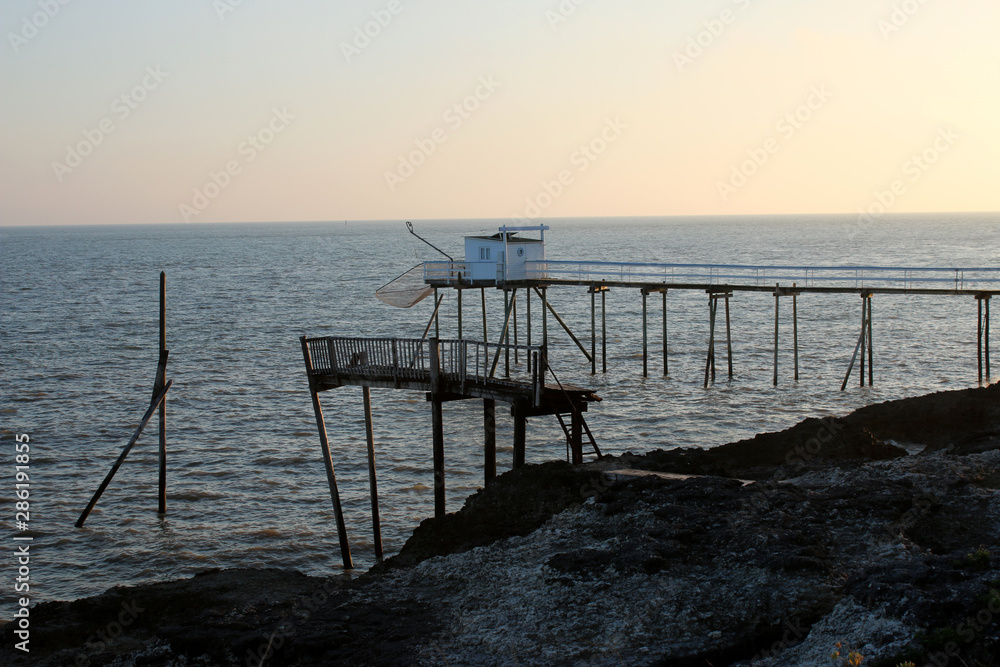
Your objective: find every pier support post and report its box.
[978,294,992,386]
[457,287,463,340]
[429,339,446,517]
[157,271,167,515]
[724,293,733,380]
[504,290,511,377]
[362,386,383,561]
[481,288,488,345]
[484,399,496,483]
[642,289,649,378]
[773,285,780,387]
[526,288,532,374]
[704,293,718,387]
[841,292,873,391]
[601,288,607,374]
[512,400,527,469]
[793,285,800,382]
[513,288,519,365]
[662,290,669,376]
[542,287,549,349]
[434,288,440,339]
[590,287,597,375]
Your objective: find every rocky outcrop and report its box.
[4,384,1000,666]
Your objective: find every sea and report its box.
[1,213,997,608]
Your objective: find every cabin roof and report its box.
[466,233,544,243]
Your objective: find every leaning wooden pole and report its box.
[533,287,593,363]
[362,386,383,561]
[76,381,172,528]
[300,337,353,568]
[157,271,167,515]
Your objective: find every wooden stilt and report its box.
[513,288,519,365]
[429,339,445,517]
[773,285,780,387]
[481,287,488,345]
[542,287,549,349]
[484,399,496,483]
[434,288,440,339]
[457,287,463,340]
[489,291,517,378]
[512,400,526,469]
[980,296,985,386]
[299,337,353,568]
[841,293,869,391]
[504,290,511,377]
[792,285,800,382]
[642,289,648,378]
[362,386,383,561]
[590,288,597,375]
[987,296,991,382]
[601,288,607,374]
[157,271,167,515]
[662,290,669,377]
[866,295,874,387]
[724,294,733,380]
[859,295,867,387]
[76,381,173,529]
[704,295,717,389]
[526,287,532,374]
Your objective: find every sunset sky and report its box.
[1,0,998,226]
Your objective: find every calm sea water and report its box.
[1,214,997,607]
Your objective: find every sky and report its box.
[1,0,998,226]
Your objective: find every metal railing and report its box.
[305,336,545,400]
[522,261,1000,290]
[423,261,469,283]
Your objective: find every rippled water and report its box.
[1,214,997,606]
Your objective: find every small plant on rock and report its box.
[831,642,864,666]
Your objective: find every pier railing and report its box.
[523,261,1000,291]
[304,336,544,401]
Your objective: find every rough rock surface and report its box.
[4,383,1000,666]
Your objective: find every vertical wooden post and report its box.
[980,296,985,386]
[642,289,648,378]
[526,288,532,374]
[704,295,717,388]
[483,399,496,483]
[792,285,800,382]
[481,288,488,345]
[512,400,526,469]
[457,287,463,341]
[504,290,511,377]
[773,285,780,387]
[724,294,733,380]
[590,288,597,375]
[987,296,991,382]
[157,271,167,515]
[362,386,383,561]
[601,288,607,374]
[429,339,445,518]
[434,288,440,340]
[859,294,868,387]
[866,295,874,387]
[662,290,668,377]
[513,288,519,365]
[542,287,549,349]
[570,410,583,465]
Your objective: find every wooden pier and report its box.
[300,335,600,568]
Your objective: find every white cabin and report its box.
[463,225,548,283]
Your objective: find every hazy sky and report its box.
[2,0,998,226]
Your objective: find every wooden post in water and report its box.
[457,286,463,340]
[792,284,800,382]
[429,339,446,517]
[866,295,874,387]
[484,399,496,483]
[157,271,167,515]
[980,296,985,386]
[504,290,511,377]
[704,294,717,388]
[590,287,597,375]
[481,288,488,345]
[601,288,607,374]
[641,289,648,378]
[987,296,992,383]
[662,290,669,377]
[542,287,549,349]
[513,288,519,365]
[362,386,383,561]
[434,288,440,339]
[773,285,780,387]
[300,338,353,568]
[724,293,733,380]
[526,288,532,374]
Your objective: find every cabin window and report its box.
[480,247,491,260]
[517,247,524,257]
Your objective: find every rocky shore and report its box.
[4,384,1000,666]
